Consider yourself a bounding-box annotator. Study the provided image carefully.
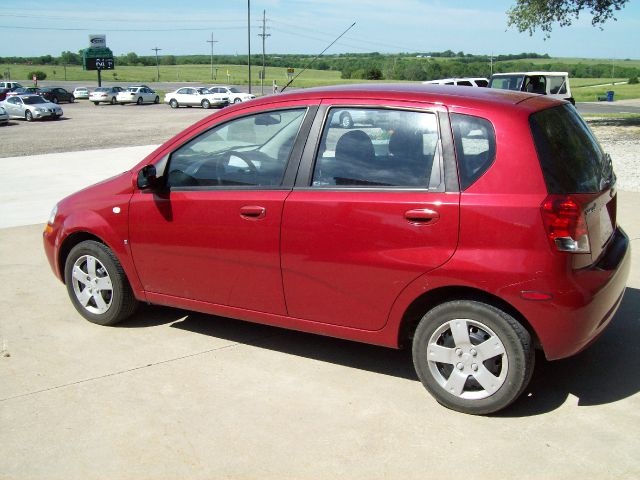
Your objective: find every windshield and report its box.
[530,105,612,193]
[489,75,524,91]
[23,96,47,105]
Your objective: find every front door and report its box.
[128,107,309,315]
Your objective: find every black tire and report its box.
[69,95,74,103]
[201,99,211,109]
[340,112,353,128]
[136,97,143,105]
[110,96,117,105]
[93,101,99,106]
[64,240,138,326]
[25,110,33,122]
[412,300,534,415]
[52,96,59,104]
[233,98,242,104]
[154,96,160,104]
[169,99,179,108]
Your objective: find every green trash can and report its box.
[606,91,615,102]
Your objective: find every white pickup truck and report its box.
[489,71,574,105]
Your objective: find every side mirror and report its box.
[137,164,158,190]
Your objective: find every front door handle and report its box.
[240,205,266,220]
[404,208,440,225]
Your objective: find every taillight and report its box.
[541,194,590,253]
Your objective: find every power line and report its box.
[258,10,271,95]
[206,33,219,81]
[0,24,243,32]
[151,47,162,81]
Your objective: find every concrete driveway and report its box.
[1,148,639,479]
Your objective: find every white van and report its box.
[489,71,574,104]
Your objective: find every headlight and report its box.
[47,204,58,225]
[35,108,45,113]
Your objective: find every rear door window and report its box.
[451,114,496,190]
[530,105,610,193]
[311,108,442,188]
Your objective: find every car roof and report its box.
[251,83,562,112]
[491,72,569,76]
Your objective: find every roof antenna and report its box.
[280,22,356,93]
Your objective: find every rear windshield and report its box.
[95,88,109,92]
[489,75,524,90]
[530,105,611,193]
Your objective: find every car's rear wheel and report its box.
[340,112,353,128]
[169,99,178,108]
[110,97,117,105]
[64,241,138,326]
[52,96,59,104]
[154,96,160,104]
[412,300,534,415]
[25,110,33,122]
[136,97,143,105]
[93,101,99,106]
[69,95,74,103]
[201,99,211,109]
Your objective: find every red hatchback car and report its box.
[43,84,630,414]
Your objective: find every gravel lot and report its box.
[1,98,638,191]
[0,100,212,157]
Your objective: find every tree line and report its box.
[1,50,639,81]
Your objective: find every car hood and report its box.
[58,170,135,213]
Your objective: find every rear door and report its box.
[281,101,460,331]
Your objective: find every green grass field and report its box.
[2,61,639,100]
[0,63,377,88]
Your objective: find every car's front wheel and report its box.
[25,110,33,122]
[52,96,59,104]
[64,241,138,326]
[69,95,74,103]
[233,98,242,104]
[110,97,117,105]
[412,300,534,415]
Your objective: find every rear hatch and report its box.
[530,104,617,268]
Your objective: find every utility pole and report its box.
[257,10,271,95]
[207,33,218,81]
[152,47,162,82]
[247,0,252,94]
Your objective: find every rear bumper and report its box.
[522,227,631,360]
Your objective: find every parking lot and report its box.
[0,99,213,157]
[1,96,640,479]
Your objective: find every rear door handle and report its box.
[404,208,440,225]
[240,205,266,219]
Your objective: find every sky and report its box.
[1,0,639,59]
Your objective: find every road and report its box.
[576,101,640,115]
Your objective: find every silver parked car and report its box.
[1,94,63,121]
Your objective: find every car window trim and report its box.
[294,103,454,193]
[161,105,318,192]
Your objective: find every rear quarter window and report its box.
[530,105,607,194]
[451,113,496,190]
